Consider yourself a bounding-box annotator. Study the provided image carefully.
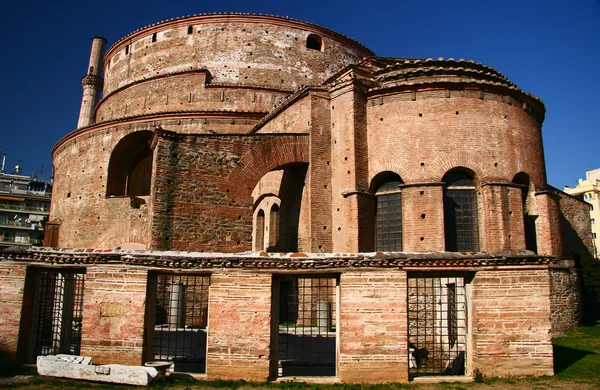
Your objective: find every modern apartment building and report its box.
[0,168,52,248]
[564,168,600,257]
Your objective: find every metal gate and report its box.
[407,275,467,377]
[149,273,210,373]
[276,275,338,377]
[31,269,85,358]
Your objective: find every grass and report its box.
[2,322,599,389]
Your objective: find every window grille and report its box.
[407,275,467,377]
[375,180,403,251]
[276,275,337,377]
[31,269,85,359]
[149,273,210,373]
[443,171,479,252]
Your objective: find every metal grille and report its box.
[407,275,467,377]
[444,189,479,251]
[277,275,337,377]
[32,269,85,358]
[151,273,209,373]
[375,180,403,252]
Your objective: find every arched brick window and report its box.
[255,209,265,251]
[269,204,279,250]
[513,172,537,253]
[373,172,403,251]
[306,34,323,51]
[106,131,153,197]
[443,169,479,252]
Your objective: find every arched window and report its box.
[306,34,323,51]
[513,172,537,253]
[255,209,265,251]
[373,173,403,251]
[106,131,153,197]
[269,204,279,250]
[443,169,479,252]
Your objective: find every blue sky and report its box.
[0,0,598,188]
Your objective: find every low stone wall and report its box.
[0,249,556,383]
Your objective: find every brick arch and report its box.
[227,136,310,198]
[370,157,415,185]
[429,152,511,184]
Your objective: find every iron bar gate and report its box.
[275,275,338,377]
[149,273,210,373]
[31,269,85,358]
[407,274,467,377]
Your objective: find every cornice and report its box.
[0,249,555,270]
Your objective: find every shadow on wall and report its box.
[579,253,600,324]
[559,213,600,324]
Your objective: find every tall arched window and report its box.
[269,204,279,250]
[513,172,537,253]
[255,209,265,251]
[373,173,403,251]
[443,169,479,252]
[106,131,154,197]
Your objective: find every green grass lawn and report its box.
[2,322,599,390]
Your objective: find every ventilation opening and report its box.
[187,26,193,35]
[408,274,468,378]
[275,275,338,377]
[147,273,210,373]
[306,34,323,51]
[152,33,157,43]
[28,268,85,362]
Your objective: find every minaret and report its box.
[77,37,107,129]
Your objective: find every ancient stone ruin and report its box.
[0,13,590,383]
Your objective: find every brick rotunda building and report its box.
[0,13,591,383]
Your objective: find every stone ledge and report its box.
[0,248,555,270]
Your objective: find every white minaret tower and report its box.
[77,37,107,129]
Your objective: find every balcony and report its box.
[0,236,43,246]
[0,203,50,214]
[0,186,52,198]
[0,220,44,230]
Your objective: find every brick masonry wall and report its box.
[80,266,148,365]
[254,94,312,134]
[471,269,554,377]
[206,271,271,381]
[96,72,289,124]
[103,16,371,96]
[339,271,408,383]
[535,192,563,257]
[0,262,26,363]
[0,254,558,382]
[150,132,309,251]
[556,190,593,259]
[366,90,546,187]
[401,185,445,252]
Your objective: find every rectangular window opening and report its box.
[275,275,338,377]
[408,274,468,378]
[147,273,210,373]
[29,268,85,361]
